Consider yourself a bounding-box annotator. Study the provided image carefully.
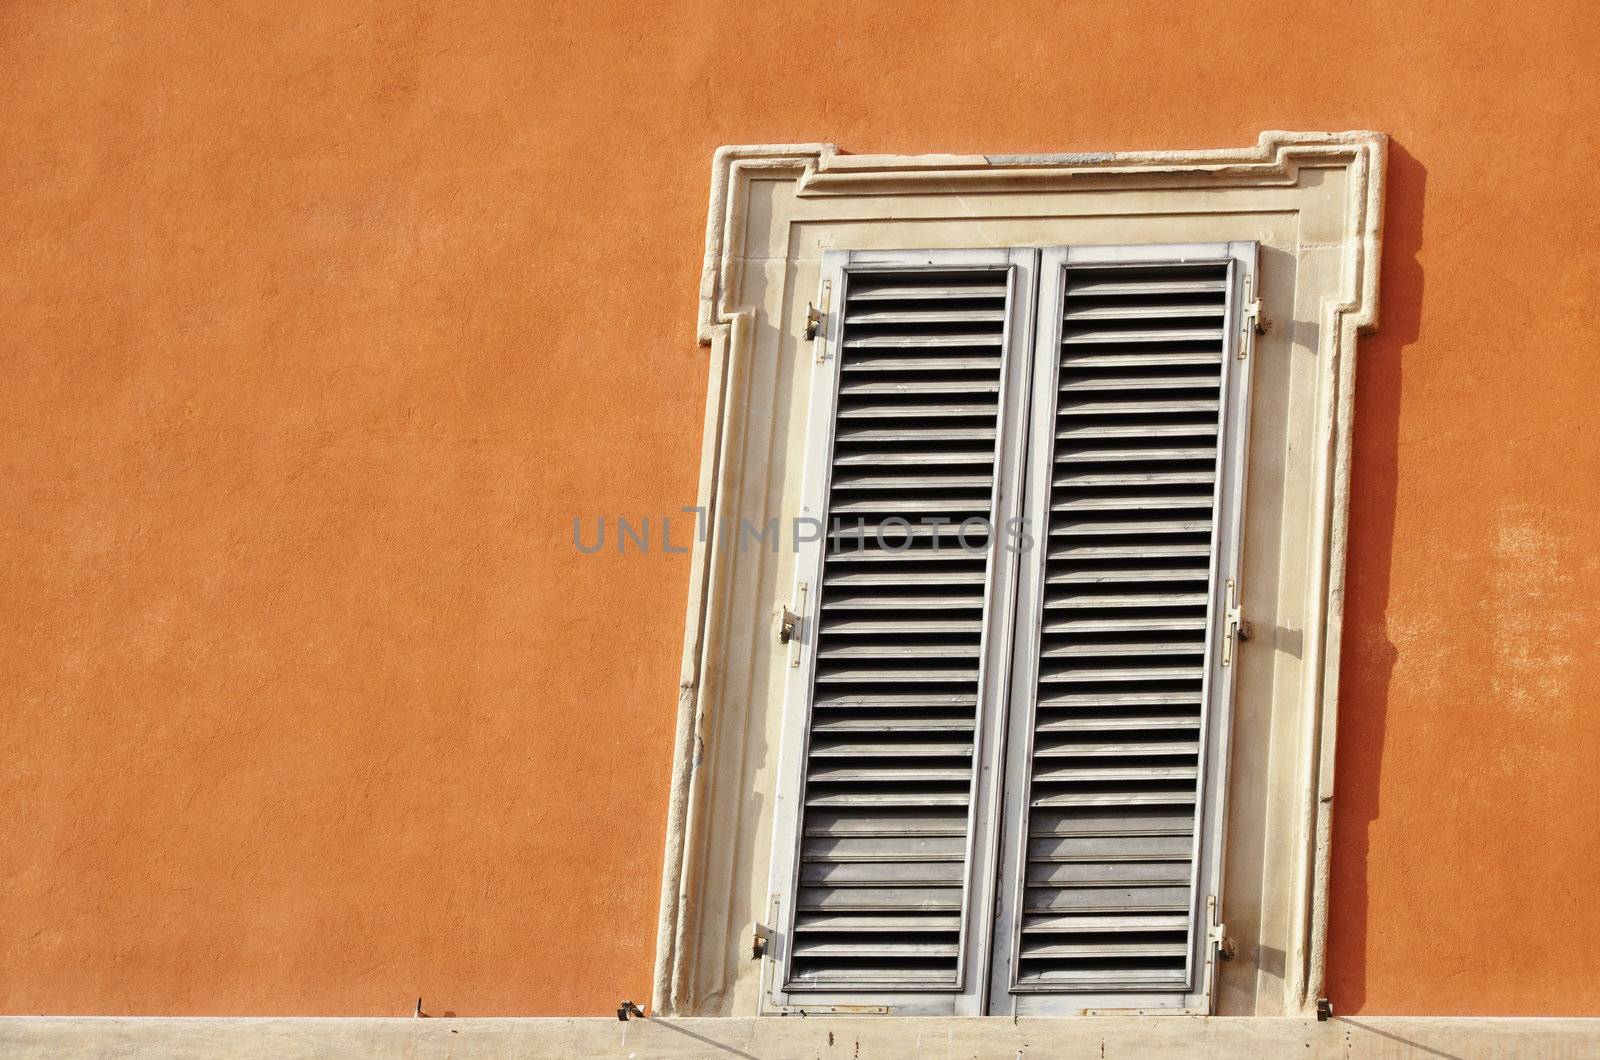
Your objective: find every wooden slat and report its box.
[846,282,1007,302]
[1064,303,1226,322]
[847,308,1006,325]
[807,790,972,809]
[1062,326,1225,345]
[1027,834,1196,861]
[1023,885,1191,913]
[839,401,999,419]
[797,886,964,911]
[1062,350,1222,368]
[844,332,1005,349]
[796,913,963,933]
[792,939,962,958]
[808,737,975,758]
[1065,277,1225,297]
[843,354,1004,371]
[1032,740,1201,759]
[1057,397,1220,415]
[1059,373,1222,392]
[1054,447,1216,464]
[1019,939,1188,958]
[803,834,968,861]
[840,378,1002,396]
[1022,913,1189,933]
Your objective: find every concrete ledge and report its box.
[2,1016,1597,1059]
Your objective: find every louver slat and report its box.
[1014,260,1232,994]
[787,265,1011,991]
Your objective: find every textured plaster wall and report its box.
[0,0,1596,1018]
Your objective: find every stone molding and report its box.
[661,133,1386,1017]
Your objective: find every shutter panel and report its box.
[990,244,1256,1013]
[768,249,1035,1014]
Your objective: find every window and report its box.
[656,133,1386,1019]
[766,243,1257,1014]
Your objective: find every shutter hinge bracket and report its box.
[1207,896,1234,962]
[1239,275,1266,359]
[1199,894,1234,1014]
[751,922,771,961]
[808,280,833,363]
[778,583,807,668]
[1221,578,1247,667]
[802,302,822,340]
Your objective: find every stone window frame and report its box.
[653,131,1386,1018]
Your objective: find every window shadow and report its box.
[1323,139,1428,1012]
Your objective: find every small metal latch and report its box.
[803,302,823,340]
[1221,578,1244,667]
[751,922,771,961]
[617,1000,645,1022]
[1317,997,1335,1021]
[777,607,799,644]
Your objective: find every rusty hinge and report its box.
[778,583,807,668]
[802,302,822,340]
[807,280,832,362]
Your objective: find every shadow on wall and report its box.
[1324,140,1428,1012]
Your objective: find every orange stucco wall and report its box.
[2,0,1597,1018]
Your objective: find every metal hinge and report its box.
[1207,896,1235,963]
[1197,894,1234,1014]
[778,583,807,668]
[1221,578,1248,667]
[1239,274,1267,359]
[807,280,832,362]
[802,302,822,340]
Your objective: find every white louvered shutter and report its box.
[766,249,1036,1015]
[988,243,1257,1014]
[764,242,1256,1017]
